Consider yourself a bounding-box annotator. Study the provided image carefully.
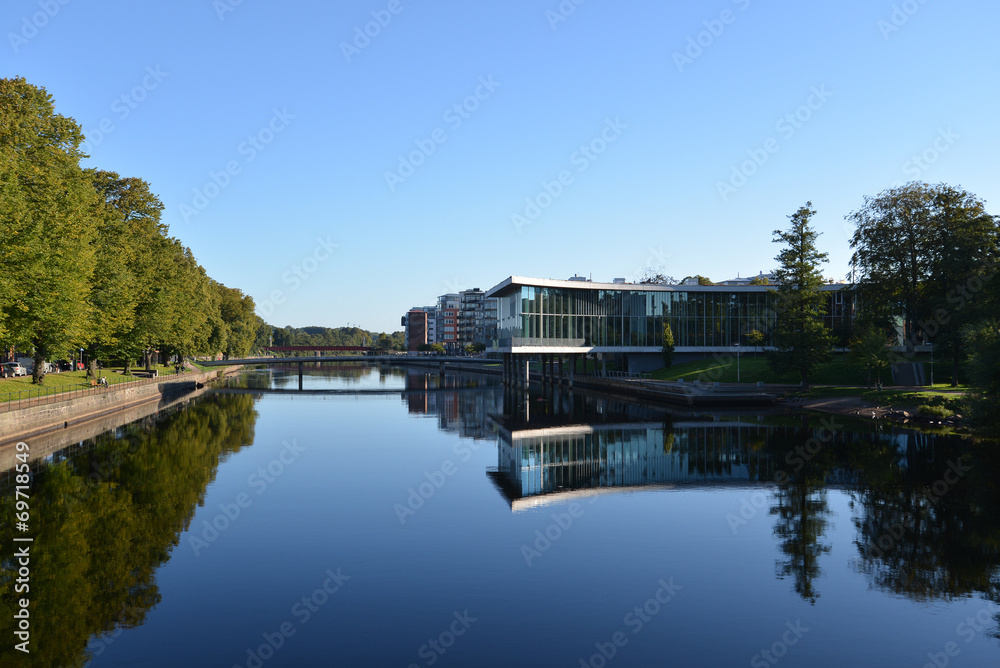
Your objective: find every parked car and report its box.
[55,360,73,371]
[0,363,27,377]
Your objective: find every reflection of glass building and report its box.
[486,276,853,369]
[488,420,778,511]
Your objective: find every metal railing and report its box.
[0,372,196,415]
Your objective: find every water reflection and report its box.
[0,393,259,667]
[4,371,1000,665]
[486,387,1000,615]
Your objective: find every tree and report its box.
[850,328,892,387]
[747,329,765,357]
[923,185,999,385]
[639,269,675,285]
[0,78,98,384]
[768,202,833,387]
[749,275,770,286]
[681,275,713,285]
[849,182,1000,383]
[86,171,166,375]
[848,183,934,352]
[661,322,675,368]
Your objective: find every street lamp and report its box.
[79,348,84,370]
[925,342,934,386]
[735,341,741,383]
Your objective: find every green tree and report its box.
[749,275,770,285]
[681,275,713,285]
[661,322,675,368]
[849,182,1000,383]
[922,185,1000,385]
[0,78,98,384]
[747,329,765,357]
[850,328,892,387]
[848,183,934,351]
[768,202,833,387]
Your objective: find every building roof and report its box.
[485,275,848,298]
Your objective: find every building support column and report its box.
[568,354,575,390]
[298,361,304,391]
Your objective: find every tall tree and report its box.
[661,322,675,368]
[848,183,934,350]
[0,78,98,384]
[86,171,167,374]
[768,202,832,386]
[922,185,1000,385]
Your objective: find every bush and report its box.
[917,404,953,419]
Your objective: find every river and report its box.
[2,366,999,667]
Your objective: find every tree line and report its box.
[0,77,259,383]
[265,325,404,351]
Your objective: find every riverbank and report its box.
[0,366,243,448]
[781,387,967,430]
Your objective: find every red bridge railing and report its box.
[262,346,370,352]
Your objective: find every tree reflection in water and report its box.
[0,393,258,667]
[767,415,835,605]
[849,429,1000,633]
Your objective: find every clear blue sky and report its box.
[5,0,999,332]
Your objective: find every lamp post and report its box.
[926,342,934,386]
[735,341,741,383]
[79,348,84,371]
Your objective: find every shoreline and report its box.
[0,366,243,449]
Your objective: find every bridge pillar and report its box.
[439,361,445,386]
[298,361,303,390]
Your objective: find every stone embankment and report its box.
[0,367,242,451]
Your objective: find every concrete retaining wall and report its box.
[0,367,241,448]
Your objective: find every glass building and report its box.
[486,276,853,357]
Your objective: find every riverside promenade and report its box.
[0,366,243,451]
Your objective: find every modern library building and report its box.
[485,275,853,372]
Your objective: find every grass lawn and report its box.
[651,353,964,388]
[0,362,202,402]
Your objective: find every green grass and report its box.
[0,362,204,403]
[651,353,966,389]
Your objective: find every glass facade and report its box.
[494,283,851,349]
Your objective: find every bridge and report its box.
[261,346,370,353]
[200,356,497,389]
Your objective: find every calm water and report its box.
[3,367,1000,667]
